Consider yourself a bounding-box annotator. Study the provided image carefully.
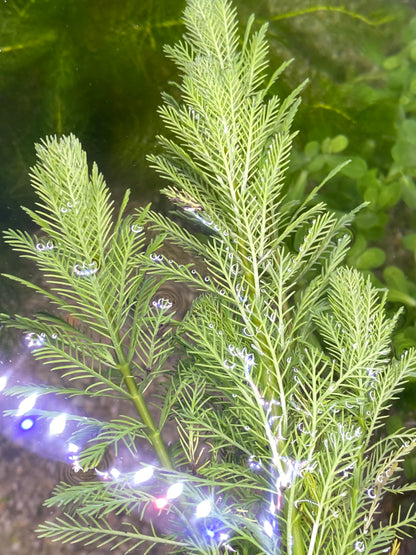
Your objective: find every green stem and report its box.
[238,261,304,553]
[118,362,173,470]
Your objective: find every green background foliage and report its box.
[0,0,411,207]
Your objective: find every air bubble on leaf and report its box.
[150,253,163,262]
[367,488,376,499]
[219,289,226,295]
[354,540,365,552]
[230,264,239,275]
[223,360,235,370]
[74,261,98,276]
[131,224,143,233]
[248,455,262,472]
[204,276,210,282]
[243,327,253,337]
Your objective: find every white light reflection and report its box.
[110,467,121,479]
[264,519,274,538]
[17,393,37,416]
[154,497,168,510]
[0,375,7,392]
[166,482,183,500]
[20,417,35,430]
[134,466,154,484]
[49,413,67,435]
[196,499,211,518]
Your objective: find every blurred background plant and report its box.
[2,0,416,522]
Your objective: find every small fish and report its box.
[165,187,203,213]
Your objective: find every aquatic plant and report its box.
[2,0,416,552]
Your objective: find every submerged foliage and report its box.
[2,0,416,553]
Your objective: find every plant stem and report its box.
[118,362,173,469]
[238,260,305,553]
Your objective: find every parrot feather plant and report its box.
[2,0,416,553]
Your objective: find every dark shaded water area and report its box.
[1,0,416,553]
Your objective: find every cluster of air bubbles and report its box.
[152,297,173,310]
[74,261,98,276]
[36,240,54,251]
[235,283,247,303]
[61,200,77,213]
[25,332,46,348]
[339,423,362,442]
[223,360,236,370]
[189,107,200,121]
[131,224,143,233]
[339,462,355,478]
[150,253,163,262]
